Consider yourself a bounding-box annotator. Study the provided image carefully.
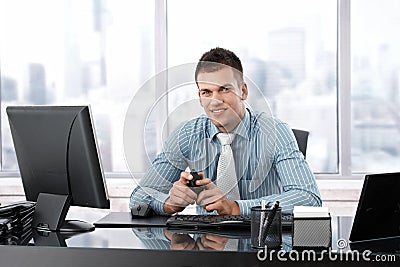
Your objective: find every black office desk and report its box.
[1,216,399,267]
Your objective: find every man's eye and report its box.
[221,87,230,92]
[200,90,210,96]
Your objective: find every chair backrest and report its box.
[292,129,309,158]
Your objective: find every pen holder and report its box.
[250,206,282,249]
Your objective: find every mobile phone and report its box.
[186,170,202,187]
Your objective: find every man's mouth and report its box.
[210,108,228,113]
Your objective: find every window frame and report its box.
[0,0,365,180]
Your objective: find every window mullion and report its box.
[154,0,168,153]
[337,0,352,177]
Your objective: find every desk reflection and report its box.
[24,227,293,252]
[165,229,230,251]
[131,227,293,252]
[132,227,251,251]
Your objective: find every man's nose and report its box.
[210,91,224,102]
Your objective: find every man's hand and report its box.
[196,234,228,251]
[196,181,240,215]
[170,233,197,250]
[164,229,228,251]
[164,229,197,250]
[164,172,207,214]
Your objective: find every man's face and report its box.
[197,67,248,133]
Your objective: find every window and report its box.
[0,0,154,174]
[1,0,399,178]
[351,0,400,173]
[167,0,338,173]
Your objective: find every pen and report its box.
[258,200,267,247]
[260,201,280,243]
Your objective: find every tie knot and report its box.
[217,133,235,146]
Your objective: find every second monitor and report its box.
[7,105,110,233]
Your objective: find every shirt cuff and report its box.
[151,192,170,215]
[236,199,264,216]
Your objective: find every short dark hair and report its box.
[195,47,243,83]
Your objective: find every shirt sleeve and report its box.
[236,121,322,216]
[129,126,188,215]
[131,228,171,249]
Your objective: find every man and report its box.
[130,47,321,216]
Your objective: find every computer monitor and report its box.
[7,106,110,233]
[349,172,400,242]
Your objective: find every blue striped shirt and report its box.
[130,108,321,215]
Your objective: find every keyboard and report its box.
[166,214,293,230]
[167,215,251,229]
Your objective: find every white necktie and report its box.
[216,133,241,200]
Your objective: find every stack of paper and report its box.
[292,206,332,247]
[293,206,329,218]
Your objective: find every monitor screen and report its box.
[7,105,110,233]
[350,172,400,242]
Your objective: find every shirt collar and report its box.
[207,108,251,142]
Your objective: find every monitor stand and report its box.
[32,193,95,233]
[32,229,85,247]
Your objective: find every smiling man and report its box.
[130,47,321,216]
[197,66,247,134]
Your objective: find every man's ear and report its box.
[241,82,248,100]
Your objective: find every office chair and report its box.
[292,129,309,158]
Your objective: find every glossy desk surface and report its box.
[1,215,399,267]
